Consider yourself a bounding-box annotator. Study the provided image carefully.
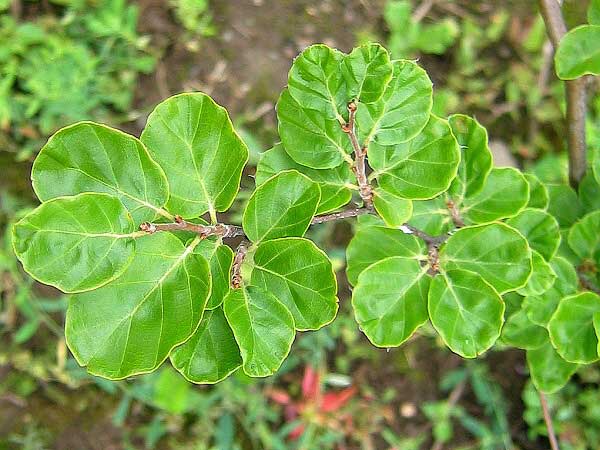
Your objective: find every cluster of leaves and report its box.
[0,0,155,159]
[10,40,600,400]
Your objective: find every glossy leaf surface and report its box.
[507,208,560,261]
[527,339,578,394]
[555,25,600,79]
[372,188,413,227]
[341,43,392,103]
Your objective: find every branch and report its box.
[231,239,250,289]
[539,391,560,450]
[140,215,244,238]
[538,0,588,189]
[310,207,373,224]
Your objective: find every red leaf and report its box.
[268,388,291,405]
[301,365,320,400]
[320,386,357,412]
[289,424,305,440]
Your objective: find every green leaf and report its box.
[256,144,354,214]
[408,196,453,236]
[447,114,493,199]
[594,148,600,186]
[352,256,430,347]
[12,193,136,293]
[370,115,460,199]
[439,223,532,294]
[507,208,560,261]
[66,232,211,379]
[195,241,234,310]
[527,339,578,394]
[223,285,295,377]
[568,210,600,263]
[242,170,320,243]
[524,173,549,210]
[546,183,582,229]
[140,93,249,220]
[372,188,413,227]
[428,269,504,358]
[589,0,600,25]
[524,256,578,326]
[579,172,600,212]
[549,292,600,364]
[251,237,338,331]
[32,122,170,224]
[277,88,353,169]
[555,25,600,79]
[461,168,529,224]
[287,44,346,121]
[170,307,242,384]
[341,43,393,104]
[346,225,426,286]
[356,60,432,145]
[501,306,547,350]
[516,251,557,296]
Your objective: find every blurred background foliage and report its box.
[1,0,600,449]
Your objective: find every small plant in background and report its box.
[169,0,216,52]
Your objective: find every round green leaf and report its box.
[140,93,249,220]
[524,173,549,210]
[594,149,600,186]
[408,196,453,236]
[223,285,295,377]
[507,208,561,261]
[12,193,136,293]
[369,115,460,199]
[341,43,392,104]
[277,88,353,169]
[462,168,529,224]
[555,25,600,80]
[32,122,170,224]
[527,339,578,394]
[242,170,320,243]
[194,240,234,310]
[429,269,504,358]
[251,237,338,331]
[346,225,427,286]
[256,144,354,214]
[372,188,413,227]
[439,223,532,294]
[352,256,430,347]
[170,307,242,384]
[568,210,600,263]
[447,114,493,199]
[501,306,547,350]
[546,183,583,229]
[549,292,600,364]
[579,172,600,212]
[356,59,432,145]
[66,232,211,379]
[524,256,578,327]
[516,250,557,297]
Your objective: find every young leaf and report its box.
[194,241,234,310]
[524,256,578,327]
[507,208,560,261]
[223,285,295,377]
[352,256,430,347]
[242,170,320,243]
[341,43,393,104]
[546,183,582,229]
[170,307,242,384]
[256,144,354,214]
[501,306,547,350]
[524,173,549,210]
[356,59,432,146]
[439,223,532,293]
[555,25,600,79]
[66,232,211,379]
[516,250,557,297]
[461,168,529,224]
[140,93,249,220]
[527,339,578,394]
[346,225,426,286]
[567,210,600,263]
[372,188,413,227]
[428,269,504,358]
[369,115,460,199]
[32,122,170,224]
[447,114,493,199]
[251,237,338,331]
[548,292,600,364]
[13,193,136,293]
[277,88,353,169]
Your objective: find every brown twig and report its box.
[539,391,560,450]
[538,0,588,189]
[311,207,373,224]
[412,0,435,22]
[446,199,465,228]
[140,215,244,239]
[231,239,250,289]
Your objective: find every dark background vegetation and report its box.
[1,1,600,449]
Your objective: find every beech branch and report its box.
[538,0,587,188]
[539,391,560,450]
[231,239,250,288]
